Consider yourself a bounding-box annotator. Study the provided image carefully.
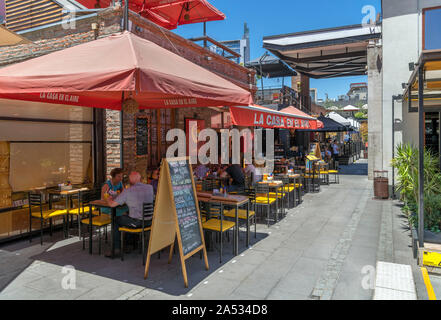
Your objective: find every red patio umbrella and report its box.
[0,32,252,110]
[146,0,225,28]
[280,106,324,129]
[75,1,225,30]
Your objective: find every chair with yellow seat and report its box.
[66,188,101,239]
[276,175,295,209]
[328,169,340,184]
[223,188,256,243]
[120,202,154,265]
[202,202,236,263]
[28,192,69,245]
[80,190,111,255]
[303,163,320,193]
[255,184,277,227]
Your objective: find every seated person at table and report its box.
[221,164,245,192]
[194,163,210,180]
[244,163,262,185]
[101,168,128,217]
[105,171,154,257]
[150,169,159,195]
[325,147,332,162]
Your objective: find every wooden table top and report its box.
[259,180,283,187]
[47,187,89,195]
[89,199,113,208]
[197,192,249,205]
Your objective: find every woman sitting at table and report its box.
[101,168,128,217]
[150,168,159,195]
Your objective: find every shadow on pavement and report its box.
[1,227,269,297]
[338,162,368,176]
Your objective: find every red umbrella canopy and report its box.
[75,0,225,30]
[0,32,252,110]
[146,0,225,27]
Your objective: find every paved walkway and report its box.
[0,160,427,300]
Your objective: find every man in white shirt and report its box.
[244,164,262,185]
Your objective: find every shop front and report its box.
[0,31,253,242]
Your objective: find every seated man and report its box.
[244,163,262,185]
[222,163,245,192]
[105,171,154,257]
[194,163,210,180]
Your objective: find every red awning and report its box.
[280,106,324,129]
[229,105,319,130]
[0,32,253,110]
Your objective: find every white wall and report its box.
[382,11,421,179]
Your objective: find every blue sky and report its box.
[174,0,382,101]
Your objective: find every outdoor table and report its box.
[197,193,250,254]
[48,187,89,238]
[88,200,124,258]
[258,180,284,220]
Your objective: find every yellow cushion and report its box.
[320,171,329,174]
[203,219,235,232]
[303,175,319,179]
[254,197,277,204]
[224,209,256,219]
[81,215,111,227]
[269,192,284,198]
[119,226,151,233]
[329,170,338,174]
[31,209,68,219]
[68,207,100,216]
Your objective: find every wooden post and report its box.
[0,142,12,209]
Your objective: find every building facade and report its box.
[379,0,441,183]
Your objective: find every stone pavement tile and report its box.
[301,241,337,260]
[232,271,282,299]
[340,245,377,274]
[351,232,379,249]
[188,277,238,300]
[270,273,317,297]
[265,287,311,300]
[213,260,258,282]
[331,271,373,300]
[289,257,327,277]
[0,269,44,294]
[0,286,46,300]
[233,249,272,266]
[76,281,144,300]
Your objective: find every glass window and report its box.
[424,7,441,50]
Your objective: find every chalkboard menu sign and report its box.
[135,115,149,157]
[168,159,202,256]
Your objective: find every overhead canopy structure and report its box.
[297,115,349,132]
[327,112,351,127]
[404,50,441,112]
[0,31,253,110]
[263,24,381,79]
[229,104,320,130]
[402,49,441,248]
[245,54,297,78]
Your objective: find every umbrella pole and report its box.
[123,0,129,31]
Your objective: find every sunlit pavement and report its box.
[0,160,428,300]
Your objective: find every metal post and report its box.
[392,95,395,199]
[123,0,129,31]
[418,66,425,248]
[203,22,207,48]
[120,109,124,169]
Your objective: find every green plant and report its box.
[392,143,441,232]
